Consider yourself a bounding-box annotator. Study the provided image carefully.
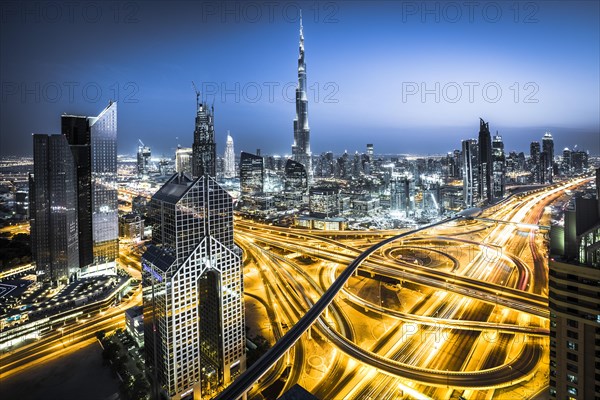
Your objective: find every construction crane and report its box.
[192,81,200,107]
[138,139,145,147]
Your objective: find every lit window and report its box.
[567,386,577,396]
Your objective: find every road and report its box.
[218,176,589,400]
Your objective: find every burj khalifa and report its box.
[292,13,312,180]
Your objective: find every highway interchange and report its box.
[221,176,590,400]
[0,176,592,400]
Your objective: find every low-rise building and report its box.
[125,305,143,347]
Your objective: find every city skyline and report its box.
[1,1,599,158]
[1,3,599,398]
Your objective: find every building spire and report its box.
[299,10,304,56]
[292,8,311,182]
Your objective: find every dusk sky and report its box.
[1,1,598,157]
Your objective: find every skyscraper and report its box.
[561,147,572,176]
[240,151,264,196]
[462,139,479,207]
[30,134,79,285]
[223,131,235,179]
[137,140,151,176]
[542,131,555,183]
[571,150,589,174]
[548,170,600,399]
[491,133,505,200]
[530,141,541,183]
[291,13,312,180]
[390,177,411,212]
[192,92,216,178]
[61,101,118,277]
[478,118,492,203]
[175,146,193,175]
[285,159,308,192]
[142,173,245,399]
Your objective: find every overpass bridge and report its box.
[476,217,550,231]
[214,216,462,400]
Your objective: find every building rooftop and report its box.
[125,306,142,319]
[142,245,175,273]
[152,172,195,204]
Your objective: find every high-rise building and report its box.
[175,147,193,175]
[390,177,411,212]
[571,150,589,174]
[62,101,118,277]
[478,118,492,203]
[562,148,572,176]
[530,141,541,183]
[540,151,550,184]
[542,132,555,183]
[142,173,245,400]
[30,134,79,285]
[548,169,600,400]
[137,140,151,176]
[462,139,479,207]
[291,13,312,180]
[284,159,308,192]
[192,93,216,178]
[366,144,374,158]
[223,131,235,179]
[240,151,264,196]
[491,133,505,200]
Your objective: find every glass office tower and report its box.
[30,134,79,285]
[62,101,118,277]
[143,173,245,399]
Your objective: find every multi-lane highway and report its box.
[218,176,590,400]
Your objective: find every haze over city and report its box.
[1,1,598,157]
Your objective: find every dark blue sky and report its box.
[1,1,598,157]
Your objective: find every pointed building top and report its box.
[299,9,304,41]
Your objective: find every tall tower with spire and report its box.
[292,11,312,180]
[223,131,235,179]
[192,88,216,178]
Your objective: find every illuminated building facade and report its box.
[549,169,600,400]
[572,151,589,174]
[119,213,144,242]
[530,141,541,183]
[562,148,572,176]
[462,139,479,207]
[309,187,340,218]
[491,134,506,199]
[176,147,193,175]
[478,118,492,203]
[284,159,308,192]
[240,151,264,196]
[223,132,235,179]
[30,134,79,285]
[542,131,554,183]
[137,141,151,176]
[291,14,312,180]
[61,101,118,277]
[142,173,245,399]
[390,177,411,212]
[192,95,216,178]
